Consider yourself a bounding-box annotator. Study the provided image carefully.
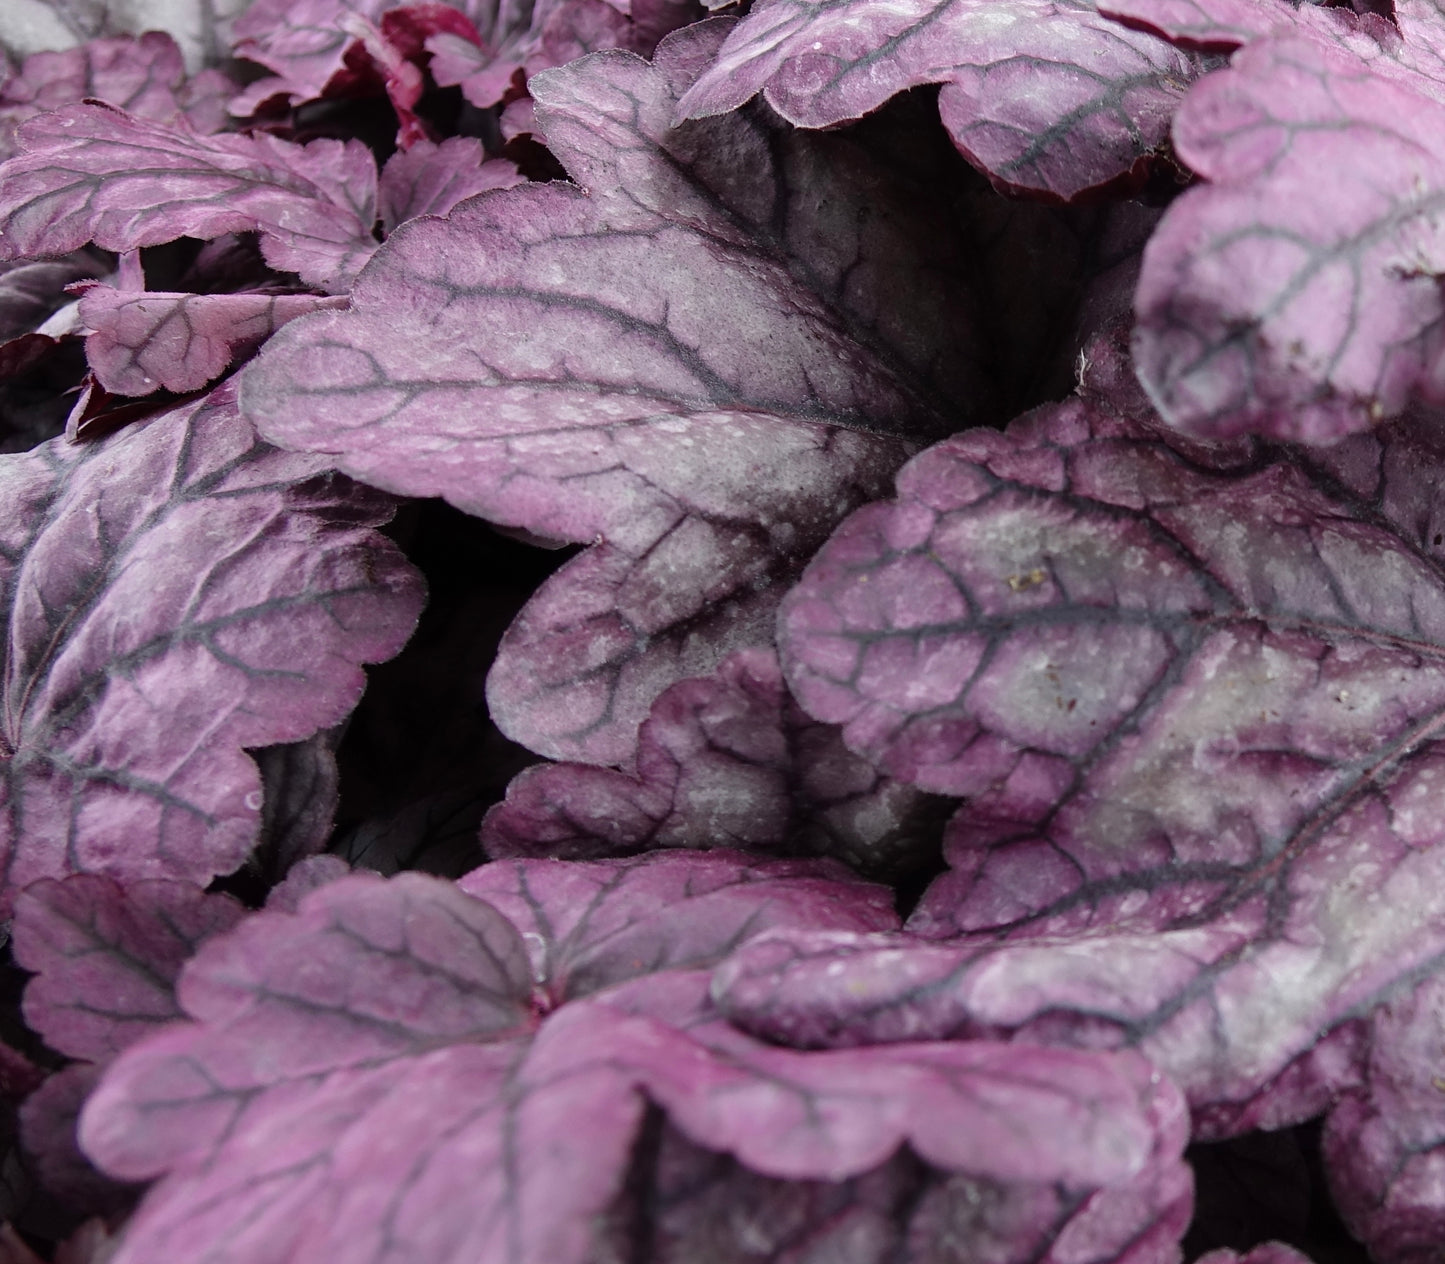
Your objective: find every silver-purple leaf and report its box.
[240,21,1015,764]
[0,382,423,909]
[483,648,942,874]
[376,137,523,232]
[1132,29,1445,441]
[76,285,350,397]
[77,855,1190,1264]
[760,394,1445,1133]
[0,104,380,292]
[13,874,245,1063]
[676,0,1201,201]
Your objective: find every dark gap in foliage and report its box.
[0,340,86,454]
[1183,1121,1370,1262]
[327,501,572,872]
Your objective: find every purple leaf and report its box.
[455,849,900,995]
[1321,970,1445,1262]
[1132,29,1445,441]
[0,382,423,908]
[240,21,1011,764]
[77,856,1189,1264]
[250,732,342,880]
[0,33,231,160]
[263,853,352,911]
[483,648,944,874]
[758,395,1445,1133]
[13,875,246,1063]
[18,1064,132,1216]
[377,138,523,231]
[1096,0,1389,53]
[676,0,1201,201]
[0,104,380,292]
[76,285,350,397]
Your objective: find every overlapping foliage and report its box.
[0,0,1440,1258]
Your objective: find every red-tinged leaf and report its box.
[240,21,1018,764]
[483,648,943,875]
[76,285,349,397]
[77,857,1190,1264]
[1133,29,1445,441]
[0,104,379,292]
[13,875,245,1063]
[0,382,423,910]
[0,33,232,160]
[377,137,523,231]
[676,0,1202,201]
[754,394,1445,1134]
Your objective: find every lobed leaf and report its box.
[483,648,943,873]
[1132,27,1445,440]
[0,104,380,291]
[13,874,245,1063]
[676,0,1201,201]
[78,855,1189,1264]
[0,382,423,909]
[76,286,349,396]
[761,394,1445,1132]
[241,21,1009,764]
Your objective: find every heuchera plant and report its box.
[3,0,1445,1257]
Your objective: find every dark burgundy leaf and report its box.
[483,648,945,876]
[0,382,423,909]
[0,257,103,344]
[0,105,380,291]
[240,21,1016,764]
[676,0,1202,200]
[13,875,245,1063]
[747,394,1445,1134]
[1132,28,1445,441]
[249,731,342,881]
[76,285,349,396]
[18,1063,132,1216]
[77,856,1188,1264]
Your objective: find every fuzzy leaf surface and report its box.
[676,0,1200,200]
[0,105,380,291]
[764,395,1445,1133]
[14,874,245,1063]
[1133,30,1445,441]
[483,648,941,874]
[78,854,1189,1264]
[240,21,1017,764]
[0,383,423,909]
